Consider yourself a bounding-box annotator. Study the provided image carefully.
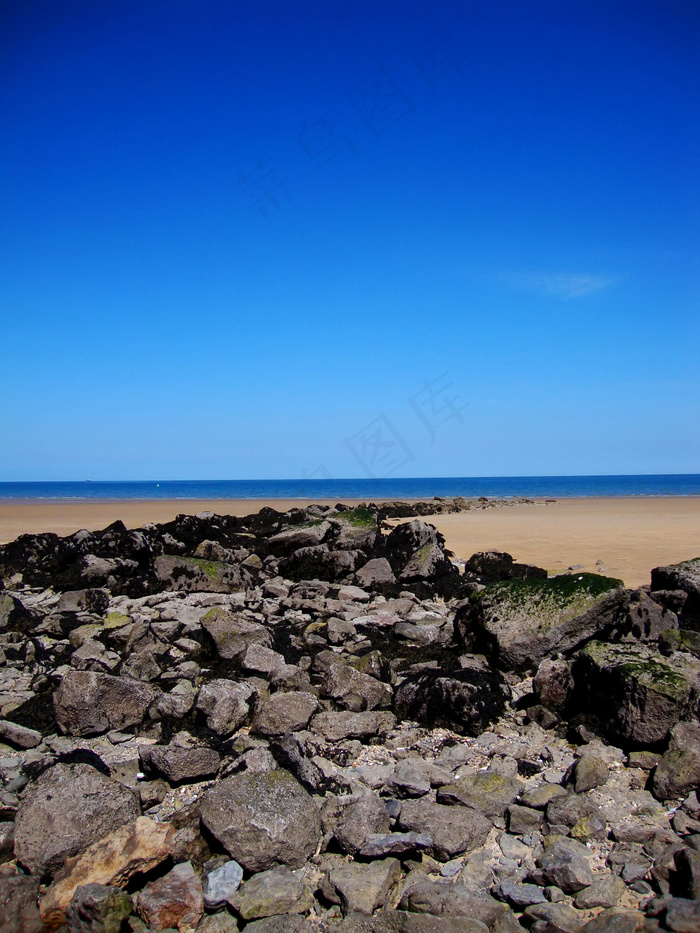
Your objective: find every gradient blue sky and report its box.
[2,0,698,481]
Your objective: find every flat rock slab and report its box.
[53,670,159,736]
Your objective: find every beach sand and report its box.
[0,497,698,588]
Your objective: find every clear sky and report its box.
[1,0,698,481]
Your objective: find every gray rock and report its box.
[652,557,700,628]
[498,881,548,907]
[334,794,391,856]
[200,770,321,872]
[14,762,140,876]
[572,641,700,746]
[581,908,647,933]
[229,866,314,919]
[200,608,272,661]
[53,670,159,736]
[534,659,573,713]
[525,902,585,933]
[393,670,507,736]
[574,756,609,793]
[0,821,14,862]
[140,736,220,783]
[154,555,247,593]
[400,881,507,927]
[203,859,244,910]
[437,771,522,820]
[330,859,401,916]
[0,719,42,749]
[321,658,392,711]
[65,883,132,933]
[310,710,396,742]
[251,691,319,736]
[359,832,433,858]
[196,679,256,735]
[654,722,700,800]
[356,558,396,586]
[241,644,286,676]
[537,840,593,892]
[458,574,628,673]
[0,874,43,933]
[574,874,627,909]
[397,797,492,861]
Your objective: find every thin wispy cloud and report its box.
[501,272,619,300]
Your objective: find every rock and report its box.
[58,589,110,615]
[334,793,391,856]
[400,881,507,927]
[458,573,627,673]
[524,902,585,933]
[533,659,573,713]
[14,762,140,876]
[330,859,401,916]
[393,669,507,735]
[196,679,256,735]
[498,881,548,907]
[196,913,240,932]
[537,840,593,892]
[155,555,247,593]
[574,874,628,909]
[400,543,456,582]
[654,722,700,800]
[571,641,700,745]
[141,736,221,783]
[0,874,43,933]
[310,710,397,742]
[229,866,314,919]
[651,557,700,629]
[200,608,272,661]
[203,859,243,910]
[359,832,433,858]
[397,797,492,861]
[574,756,609,793]
[519,782,568,809]
[251,691,319,736]
[200,770,321,872]
[65,883,132,933]
[321,657,392,711]
[356,558,396,586]
[241,644,286,676]
[267,523,330,555]
[136,861,203,933]
[664,898,700,933]
[464,551,547,584]
[582,908,647,933]
[626,589,679,640]
[53,670,159,736]
[0,718,42,748]
[436,770,522,820]
[39,817,173,928]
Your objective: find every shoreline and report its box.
[1,496,698,588]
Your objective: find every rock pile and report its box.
[0,503,699,932]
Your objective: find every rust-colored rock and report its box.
[39,817,173,929]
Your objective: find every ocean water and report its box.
[1,475,699,500]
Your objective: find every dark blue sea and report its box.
[1,475,699,500]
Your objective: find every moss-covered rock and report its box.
[571,641,700,746]
[154,554,248,593]
[456,573,628,672]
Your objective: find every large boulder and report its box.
[14,763,140,876]
[653,721,700,799]
[196,679,256,735]
[384,521,457,583]
[570,641,700,746]
[200,608,272,661]
[456,573,628,672]
[200,770,321,872]
[396,797,491,861]
[464,551,547,583]
[652,558,700,629]
[393,669,507,735]
[154,555,248,593]
[53,670,159,736]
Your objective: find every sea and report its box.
[1,475,699,500]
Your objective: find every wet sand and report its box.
[0,497,698,588]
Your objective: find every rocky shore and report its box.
[0,502,699,933]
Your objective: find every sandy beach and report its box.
[0,496,698,588]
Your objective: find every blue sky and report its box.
[1,0,698,481]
